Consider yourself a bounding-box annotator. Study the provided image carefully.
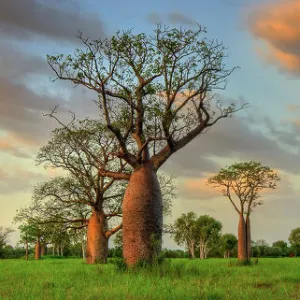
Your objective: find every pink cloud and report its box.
[247,0,300,75]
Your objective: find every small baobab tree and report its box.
[47,24,246,265]
[208,161,279,262]
[34,118,175,263]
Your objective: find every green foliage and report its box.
[196,215,222,243]
[208,161,280,214]
[47,25,245,171]
[172,212,198,247]
[0,227,13,258]
[289,227,300,247]
[220,233,237,254]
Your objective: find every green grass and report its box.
[1,258,300,299]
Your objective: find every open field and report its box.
[1,258,300,300]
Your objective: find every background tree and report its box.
[289,228,300,256]
[252,239,269,258]
[47,25,246,265]
[171,212,198,258]
[18,223,38,260]
[208,161,279,262]
[196,215,222,259]
[0,227,13,259]
[220,233,237,258]
[272,240,288,256]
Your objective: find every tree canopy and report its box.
[208,161,280,216]
[47,25,246,174]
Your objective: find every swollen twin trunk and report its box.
[123,162,163,266]
[86,210,108,264]
[246,216,251,260]
[237,212,247,261]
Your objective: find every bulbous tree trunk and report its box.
[35,240,41,260]
[237,212,247,261]
[246,215,251,260]
[123,162,163,266]
[86,209,108,264]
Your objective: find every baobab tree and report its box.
[33,118,174,263]
[47,25,246,265]
[35,119,126,263]
[208,161,279,262]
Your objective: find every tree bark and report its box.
[86,209,108,264]
[25,241,28,261]
[237,212,247,261]
[122,162,163,266]
[35,241,41,260]
[199,239,205,260]
[189,240,195,259]
[41,244,46,256]
[246,215,251,260]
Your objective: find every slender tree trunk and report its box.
[52,245,55,256]
[35,240,41,260]
[246,215,251,260]
[123,162,163,266]
[41,244,46,256]
[25,241,28,261]
[189,240,195,259]
[199,239,205,260]
[86,209,108,264]
[61,245,64,257]
[204,244,209,259]
[227,250,230,258]
[238,212,247,261]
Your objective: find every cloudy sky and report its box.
[1,0,300,248]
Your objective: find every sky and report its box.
[1,0,300,249]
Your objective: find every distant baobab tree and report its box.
[208,161,279,262]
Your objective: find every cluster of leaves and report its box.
[208,161,280,214]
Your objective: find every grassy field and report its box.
[0,257,300,300]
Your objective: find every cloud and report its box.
[0,0,105,43]
[168,13,197,26]
[0,42,101,155]
[180,176,222,200]
[0,134,32,158]
[162,109,300,178]
[246,0,300,75]
[0,166,48,194]
[147,12,197,26]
